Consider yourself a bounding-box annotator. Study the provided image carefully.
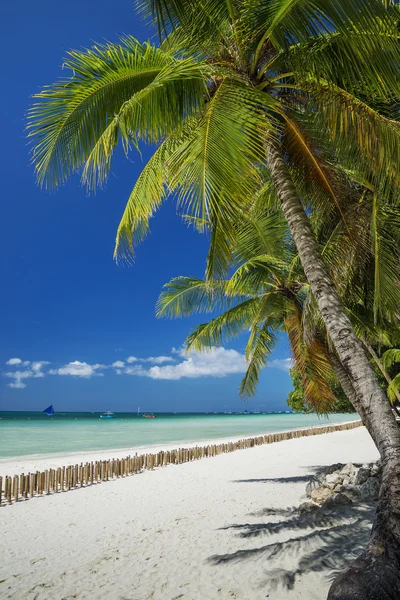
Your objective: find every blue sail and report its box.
[43,404,55,416]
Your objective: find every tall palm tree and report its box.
[157,203,341,412]
[158,182,400,421]
[28,1,400,595]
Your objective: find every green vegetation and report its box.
[287,368,355,413]
[28,1,400,596]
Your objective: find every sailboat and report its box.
[43,404,55,416]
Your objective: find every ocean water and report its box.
[0,411,358,459]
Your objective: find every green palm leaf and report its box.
[28,37,206,188]
[239,319,278,397]
[156,276,232,318]
[186,297,267,350]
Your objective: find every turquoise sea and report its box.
[0,411,358,459]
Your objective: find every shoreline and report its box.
[0,418,360,477]
[0,426,378,600]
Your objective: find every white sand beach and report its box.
[0,426,378,600]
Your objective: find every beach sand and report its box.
[0,427,378,600]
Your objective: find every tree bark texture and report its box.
[266,142,400,599]
[328,351,377,444]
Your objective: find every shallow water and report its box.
[0,411,357,458]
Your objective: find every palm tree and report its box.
[158,182,400,420]
[27,1,400,595]
[157,199,349,412]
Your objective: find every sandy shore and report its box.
[0,426,378,600]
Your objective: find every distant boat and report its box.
[43,404,55,416]
[143,414,156,419]
[100,412,115,419]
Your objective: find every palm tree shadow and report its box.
[208,471,376,593]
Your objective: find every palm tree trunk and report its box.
[266,142,400,599]
[328,351,377,446]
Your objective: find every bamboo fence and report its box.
[0,420,362,507]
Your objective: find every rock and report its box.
[298,501,319,513]
[325,472,344,487]
[306,477,320,498]
[338,484,360,502]
[342,476,350,486]
[340,463,357,479]
[324,463,344,476]
[354,467,371,486]
[311,487,331,504]
[371,461,381,476]
[359,477,380,502]
[322,492,353,510]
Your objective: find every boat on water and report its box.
[143,414,156,419]
[43,404,55,416]
[100,412,115,419]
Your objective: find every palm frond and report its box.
[185,297,265,350]
[251,0,395,58]
[114,121,197,261]
[381,348,400,371]
[233,209,289,263]
[286,27,400,101]
[370,196,400,321]
[283,114,350,234]
[227,255,288,295]
[167,77,278,230]
[387,373,400,404]
[239,320,277,397]
[156,276,231,318]
[307,79,400,193]
[28,37,206,188]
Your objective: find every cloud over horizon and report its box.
[4,348,291,388]
[5,360,49,388]
[49,361,105,378]
[121,347,246,380]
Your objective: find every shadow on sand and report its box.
[208,468,376,593]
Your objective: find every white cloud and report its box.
[5,360,50,388]
[125,355,173,365]
[49,361,105,378]
[123,347,246,380]
[3,348,291,390]
[268,358,292,372]
[6,358,22,365]
[141,356,174,364]
[31,361,49,377]
[112,360,125,368]
[5,370,34,389]
[125,365,146,376]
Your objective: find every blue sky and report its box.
[0,0,293,412]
